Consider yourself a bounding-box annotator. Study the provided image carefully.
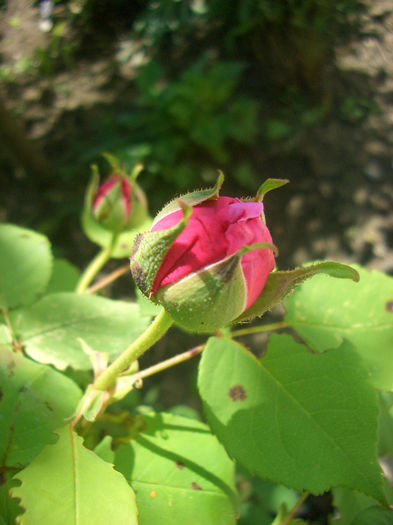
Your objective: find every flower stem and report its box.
[279,491,309,525]
[128,345,204,383]
[76,234,118,293]
[231,321,289,338]
[86,263,130,294]
[93,308,173,392]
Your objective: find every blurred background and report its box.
[1,0,392,275]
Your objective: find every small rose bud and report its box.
[87,162,148,234]
[130,175,280,333]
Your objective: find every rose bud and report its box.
[130,175,285,333]
[87,159,148,234]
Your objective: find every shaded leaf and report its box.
[114,412,238,525]
[198,335,385,503]
[333,487,383,525]
[0,345,81,469]
[10,292,150,370]
[351,506,393,525]
[0,224,52,309]
[11,425,137,525]
[284,266,393,390]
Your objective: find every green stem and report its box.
[231,321,289,338]
[76,235,118,293]
[128,345,204,383]
[94,308,173,392]
[279,491,309,525]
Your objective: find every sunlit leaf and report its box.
[284,266,393,390]
[10,292,150,370]
[45,258,80,294]
[0,224,52,309]
[11,425,137,525]
[114,412,238,525]
[198,335,386,503]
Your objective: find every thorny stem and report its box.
[76,234,118,293]
[231,321,289,338]
[279,491,309,525]
[86,263,130,294]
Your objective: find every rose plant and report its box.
[0,168,393,525]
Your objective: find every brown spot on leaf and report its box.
[0,471,5,486]
[191,482,202,490]
[229,384,247,401]
[176,461,184,470]
[0,387,2,401]
[386,301,393,312]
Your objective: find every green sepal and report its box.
[156,255,245,333]
[101,151,122,173]
[235,261,360,323]
[152,171,224,227]
[156,241,277,333]
[256,178,289,202]
[130,200,193,296]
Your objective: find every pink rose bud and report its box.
[87,163,148,234]
[130,175,280,332]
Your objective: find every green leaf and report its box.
[11,425,138,525]
[0,345,81,469]
[0,224,52,309]
[235,261,359,323]
[10,292,150,370]
[45,258,80,294]
[198,335,386,503]
[114,412,238,525]
[378,393,393,457]
[0,473,22,525]
[333,487,383,525]
[351,506,393,525]
[283,266,393,390]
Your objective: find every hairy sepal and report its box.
[234,261,360,323]
[130,200,192,296]
[152,172,224,228]
[156,251,247,333]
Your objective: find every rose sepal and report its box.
[256,178,290,202]
[152,171,224,228]
[130,200,193,297]
[234,261,360,324]
[156,241,277,333]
